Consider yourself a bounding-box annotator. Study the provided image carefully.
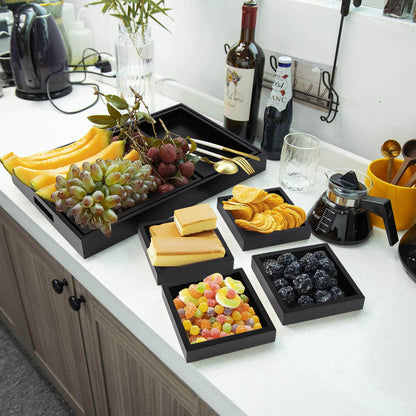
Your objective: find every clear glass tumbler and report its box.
[279,132,320,191]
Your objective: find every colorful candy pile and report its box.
[173,272,263,344]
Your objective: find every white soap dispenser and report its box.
[67,9,93,66]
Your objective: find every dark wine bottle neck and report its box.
[240,27,255,42]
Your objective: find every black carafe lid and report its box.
[330,170,360,190]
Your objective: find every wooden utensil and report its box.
[391,139,416,185]
[381,139,401,183]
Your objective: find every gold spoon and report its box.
[381,139,401,183]
[198,155,239,174]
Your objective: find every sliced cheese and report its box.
[149,221,216,239]
[174,203,217,236]
[147,236,225,267]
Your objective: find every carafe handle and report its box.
[360,195,398,246]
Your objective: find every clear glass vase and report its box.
[115,24,154,105]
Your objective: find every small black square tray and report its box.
[137,217,234,285]
[162,268,276,362]
[217,187,311,251]
[251,243,365,325]
[11,103,266,258]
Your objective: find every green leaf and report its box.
[87,115,116,126]
[107,103,122,120]
[105,94,129,110]
[120,114,130,126]
[142,113,156,124]
[187,137,197,153]
[185,154,199,164]
[135,111,146,121]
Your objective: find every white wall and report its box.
[71,0,416,161]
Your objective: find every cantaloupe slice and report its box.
[123,149,139,161]
[0,126,104,167]
[35,184,58,202]
[2,128,110,173]
[30,140,126,190]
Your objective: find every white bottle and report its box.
[67,11,93,66]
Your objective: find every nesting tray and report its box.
[11,103,266,258]
[251,243,365,325]
[217,187,311,251]
[137,217,234,285]
[162,268,276,362]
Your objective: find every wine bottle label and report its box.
[224,65,255,121]
[267,67,292,112]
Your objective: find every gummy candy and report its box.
[236,325,246,334]
[224,276,245,294]
[196,282,206,293]
[203,289,214,299]
[246,318,255,327]
[198,296,207,305]
[220,332,229,337]
[189,284,203,299]
[201,328,210,338]
[232,311,242,321]
[173,297,186,309]
[177,308,185,318]
[223,307,232,316]
[212,321,222,330]
[222,323,232,333]
[216,314,226,324]
[206,307,216,317]
[241,311,251,321]
[214,304,224,314]
[207,299,217,308]
[182,320,192,331]
[210,327,220,338]
[190,325,200,336]
[215,287,241,309]
[253,322,262,329]
[195,337,206,343]
[226,288,236,299]
[194,308,203,318]
[184,302,196,319]
[198,302,208,313]
[179,288,199,306]
[200,319,211,330]
[240,294,248,303]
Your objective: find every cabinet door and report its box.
[0,208,32,351]
[75,281,217,416]
[4,218,95,416]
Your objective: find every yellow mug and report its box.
[367,158,416,231]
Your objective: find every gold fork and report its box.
[196,148,254,175]
[232,156,255,174]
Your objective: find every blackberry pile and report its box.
[262,250,345,307]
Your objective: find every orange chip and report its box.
[264,193,284,208]
[232,185,264,204]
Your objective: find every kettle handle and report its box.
[16,4,40,89]
[360,195,398,246]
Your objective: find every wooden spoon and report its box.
[391,139,416,185]
[381,139,401,183]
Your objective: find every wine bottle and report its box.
[224,0,265,143]
[261,56,293,160]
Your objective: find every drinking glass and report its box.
[279,132,320,191]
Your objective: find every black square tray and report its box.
[162,268,276,362]
[137,217,234,285]
[217,187,311,251]
[251,243,365,325]
[11,103,266,258]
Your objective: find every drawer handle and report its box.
[68,295,85,311]
[51,279,68,294]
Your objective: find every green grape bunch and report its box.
[51,158,157,237]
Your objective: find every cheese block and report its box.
[174,203,217,236]
[149,221,216,239]
[147,236,225,267]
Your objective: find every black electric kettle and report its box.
[307,169,398,246]
[10,2,71,100]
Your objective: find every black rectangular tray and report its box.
[11,103,266,258]
[137,217,234,285]
[217,187,311,251]
[251,243,365,325]
[162,268,276,362]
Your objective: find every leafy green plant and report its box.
[86,0,171,35]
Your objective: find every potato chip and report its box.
[264,193,284,208]
[232,185,264,203]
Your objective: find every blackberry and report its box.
[313,250,328,260]
[299,252,319,273]
[313,269,332,290]
[292,273,314,295]
[318,257,338,278]
[329,277,338,288]
[263,259,285,279]
[283,260,301,281]
[330,286,344,300]
[276,252,297,266]
[314,290,332,303]
[273,278,290,290]
[277,286,297,305]
[297,295,314,307]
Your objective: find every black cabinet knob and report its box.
[68,295,86,311]
[51,279,68,294]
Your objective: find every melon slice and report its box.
[124,149,139,161]
[30,140,126,190]
[1,126,104,167]
[2,128,110,173]
[36,184,58,202]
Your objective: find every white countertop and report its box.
[1,81,416,416]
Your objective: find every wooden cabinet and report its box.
[0,208,31,352]
[2,210,95,416]
[75,280,217,416]
[0,207,217,416]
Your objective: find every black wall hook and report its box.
[321,0,361,123]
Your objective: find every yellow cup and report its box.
[367,158,416,231]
